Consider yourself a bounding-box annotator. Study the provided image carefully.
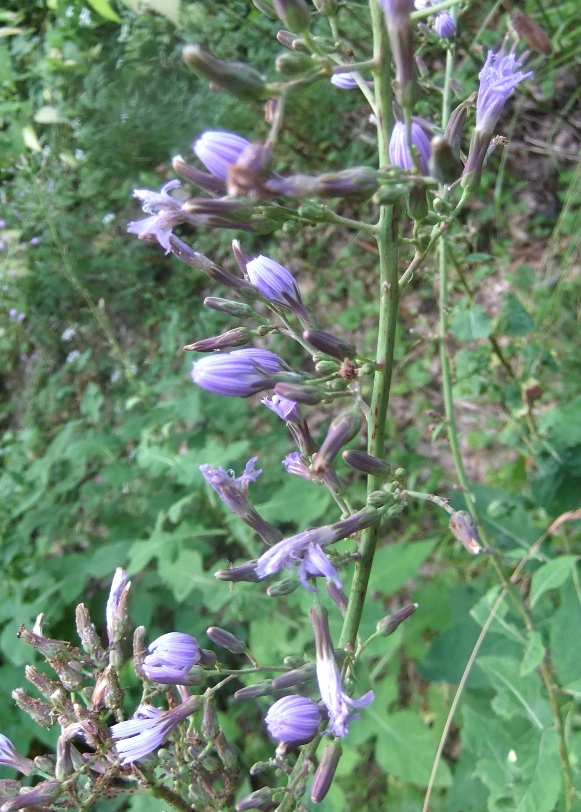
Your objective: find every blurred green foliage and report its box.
[1,0,581,810]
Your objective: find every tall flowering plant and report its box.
[2,1,537,810]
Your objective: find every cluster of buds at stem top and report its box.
[462,50,532,190]
[183,45,267,102]
[378,0,417,109]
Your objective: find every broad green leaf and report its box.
[86,0,122,22]
[550,582,581,685]
[470,585,525,643]
[563,679,581,699]
[477,655,552,729]
[529,555,578,607]
[120,0,179,23]
[461,706,516,811]
[520,630,545,676]
[372,709,451,788]
[496,293,535,336]
[367,538,438,596]
[451,305,492,340]
[514,729,562,812]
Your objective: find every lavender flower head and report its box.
[0,734,34,774]
[110,697,199,765]
[462,50,532,188]
[201,457,282,545]
[331,72,359,90]
[191,348,288,397]
[142,633,200,684]
[474,50,533,134]
[246,254,307,319]
[127,180,184,254]
[263,394,301,423]
[265,696,322,745]
[389,121,431,175]
[193,131,251,182]
[311,605,374,737]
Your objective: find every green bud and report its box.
[429,136,464,185]
[283,655,305,669]
[312,0,337,15]
[267,577,300,597]
[373,183,409,205]
[275,51,314,75]
[183,45,266,102]
[253,0,277,17]
[407,183,428,221]
[367,490,390,508]
[315,360,339,375]
[449,510,481,555]
[272,0,311,33]
[203,297,254,319]
[376,603,418,635]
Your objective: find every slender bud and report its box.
[75,604,104,660]
[311,740,342,803]
[271,663,315,689]
[204,297,254,318]
[266,577,300,597]
[429,136,464,185]
[313,412,360,474]
[510,11,552,55]
[202,695,219,740]
[1,781,61,812]
[24,665,61,701]
[342,449,389,475]
[326,581,348,615]
[184,327,251,352]
[236,787,274,811]
[183,45,266,102]
[303,329,356,360]
[12,690,52,728]
[198,648,218,668]
[376,603,418,635]
[449,510,482,554]
[132,626,146,679]
[215,560,260,582]
[277,29,302,48]
[206,627,246,654]
[378,0,417,108]
[234,681,274,700]
[444,101,469,154]
[215,731,238,769]
[274,382,323,405]
[253,0,276,18]
[172,155,225,194]
[272,0,310,33]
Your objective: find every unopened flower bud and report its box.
[250,760,270,775]
[266,576,300,597]
[326,581,348,615]
[206,627,246,654]
[311,740,342,803]
[342,449,389,475]
[272,0,310,33]
[183,45,266,102]
[172,155,225,194]
[12,690,52,728]
[443,101,469,154]
[283,655,305,669]
[313,0,337,15]
[1,780,61,812]
[202,695,219,739]
[313,412,360,474]
[378,0,417,108]
[215,560,261,582]
[271,663,315,689]
[132,626,146,679]
[277,29,301,48]
[106,567,131,647]
[303,329,356,360]
[429,136,464,185]
[253,0,276,17]
[75,604,104,660]
[184,327,251,352]
[236,787,274,811]
[314,359,339,375]
[203,297,254,318]
[376,603,418,635]
[510,11,552,55]
[275,51,313,75]
[198,648,218,669]
[367,490,390,508]
[214,731,238,769]
[273,382,323,405]
[449,510,482,554]
[234,681,274,700]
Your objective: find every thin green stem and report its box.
[339,0,399,650]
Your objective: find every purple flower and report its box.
[389,121,431,174]
[311,606,374,737]
[331,72,359,90]
[29,237,41,246]
[127,180,185,254]
[110,697,199,765]
[193,131,251,182]
[246,254,306,318]
[299,543,343,591]
[0,734,34,774]
[255,508,378,586]
[9,308,17,319]
[475,51,533,134]
[282,451,312,480]
[462,50,532,188]
[265,696,321,745]
[106,568,131,646]
[200,457,282,545]
[191,348,288,397]
[142,633,200,684]
[434,11,455,37]
[263,394,301,422]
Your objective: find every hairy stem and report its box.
[340,0,399,649]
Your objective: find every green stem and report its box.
[139,767,193,812]
[339,0,399,650]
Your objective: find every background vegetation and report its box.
[1,0,580,809]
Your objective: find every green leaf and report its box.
[496,293,535,336]
[451,305,492,340]
[119,0,179,23]
[520,630,545,676]
[372,709,451,788]
[470,585,525,643]
[529,555,578,607]
[86,0,122,22]
[367,538,438,596]
[550,582,581,685]
[461,706,516,811]
[477,655,552,729]
[514,729,562,812]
